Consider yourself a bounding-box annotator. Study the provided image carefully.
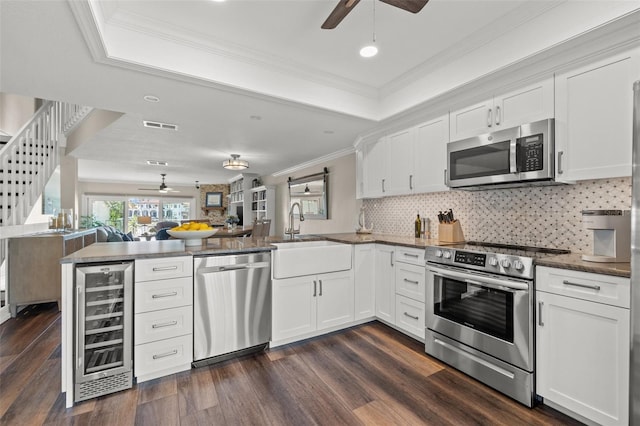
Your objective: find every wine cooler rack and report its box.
[75,262,133,402]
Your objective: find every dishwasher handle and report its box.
[197,261,270,274]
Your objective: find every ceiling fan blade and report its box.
[379,0,429,14]
[321,0,361,29]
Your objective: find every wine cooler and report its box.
[75,262,133,402]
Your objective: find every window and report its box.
[86,195,194,237]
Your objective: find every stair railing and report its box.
[0,100,91,226]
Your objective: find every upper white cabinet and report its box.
[449,77,554,141]
[555,49,639,182]
[358,114,449,198]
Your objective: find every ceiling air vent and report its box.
[146,160,168,166]
[143,120,178,131]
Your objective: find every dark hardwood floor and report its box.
[0,303,582,425]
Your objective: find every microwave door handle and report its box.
[510,139,518,174]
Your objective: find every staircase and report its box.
[0,101,91,226]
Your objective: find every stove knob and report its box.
[500,259,512,268]
[513,260,524,270]
[443,250,452,259]
[435,249,443,258]
[488,257,498,267]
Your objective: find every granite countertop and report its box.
[320,232,445,248]
[535,253,631,278]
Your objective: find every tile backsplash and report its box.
[362,177,631,254]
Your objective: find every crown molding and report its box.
[271,147,354,178]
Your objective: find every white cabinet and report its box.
[354,244,375,320]
[359,114,449,198]
[413,115,449,193]
[361,138,387,198]
[536,267,630,426]
[374,244,396,324]
[449,77,554,141]
[272,270,354,344]
[555,49,639,181]
[133,256,193,382]
[393,246,426,340]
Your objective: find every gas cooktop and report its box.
[426,241,570,280]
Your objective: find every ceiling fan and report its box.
[138,174,180,193]
[322,0,429,29]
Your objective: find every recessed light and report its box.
[360,45,378,58]
[143,95,160,103]
[249,115,262,120]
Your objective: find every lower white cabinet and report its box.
[272,270,354,343]
[374,245,396,324]
[536,267,630,426]
[354,244,376,320]
[133,257,193,382]
[395,295,425,339]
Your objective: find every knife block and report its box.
[438,221,465,243]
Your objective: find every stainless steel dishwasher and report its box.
[193,251,271,366]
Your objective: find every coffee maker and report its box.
[581,210,631,262]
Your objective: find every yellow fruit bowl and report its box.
[167,229,218,245]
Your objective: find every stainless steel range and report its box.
[424,242,569,407]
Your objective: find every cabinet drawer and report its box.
[134,306,193,345]
[395,295,425,340]
[395,262,425,302]
[135,256,193,282]
[134,334,192,378]
[536,267,630,308]
[395,247,425,266]
[134,277,192,313]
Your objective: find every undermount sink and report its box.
[272,240,351,279]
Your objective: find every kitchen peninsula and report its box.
[59,233,630,425]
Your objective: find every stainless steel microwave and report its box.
[446,118,555,189]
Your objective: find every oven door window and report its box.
[449,140,511,180]
[435,276,514,343]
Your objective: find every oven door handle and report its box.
[427,266,529,291]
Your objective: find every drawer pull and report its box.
[404,312,419,320]
[152,291,178,299]
[153,349,178,360]
[403,278,419,285]
[152,320,178,329]
[152,266,178,272]
[562,280,601,291]
[403,253,419,258]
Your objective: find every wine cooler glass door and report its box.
[76,263,132,382]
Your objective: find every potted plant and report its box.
[225,215,239,229]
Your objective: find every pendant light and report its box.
[222,154,249,170]
[360,1,378,58]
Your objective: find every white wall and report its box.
[263,153,360,236]
[0,93,36,135]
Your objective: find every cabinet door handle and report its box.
[390,252,394,267]
[382,179,386,193]
[404,312,419,320]
[319,280,323,296]
[403,253,419,258]
[495,105,501,125]
[153,349,178,360]
[313,280,317,297]
[487,108,493,127]
[538,301,544,326]
[409,175,413,190]
[153,266,178,272]
[152,291,178,299]
[557,151,564,175]
[403,278,419,285]
[562,280,601,291]
[152,320,178,329]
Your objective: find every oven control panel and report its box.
[454,251,486,267]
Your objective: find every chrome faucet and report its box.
[286,202,304,239]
